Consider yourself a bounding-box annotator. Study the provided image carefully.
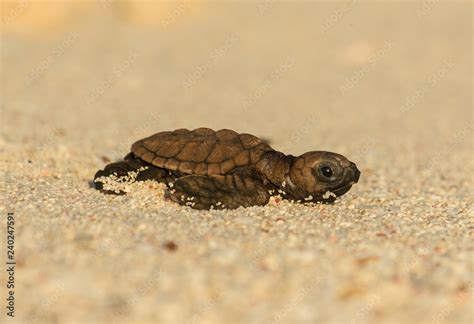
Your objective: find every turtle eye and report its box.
[320,166,333,178]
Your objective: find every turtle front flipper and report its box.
[94,153,170,194]
[169,175,270,210]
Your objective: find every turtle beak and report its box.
[349,162,361,184]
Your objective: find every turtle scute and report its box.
[131,128,273,176]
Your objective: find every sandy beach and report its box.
[1,1,473,323]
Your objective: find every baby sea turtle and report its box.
[94,128,360,210]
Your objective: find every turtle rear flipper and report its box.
[94,153,170,194]
[169,174,270,210]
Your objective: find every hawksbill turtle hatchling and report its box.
[94,128,361,210]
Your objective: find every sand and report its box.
[1,1,473,323]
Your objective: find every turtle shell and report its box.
[131,128,274,175]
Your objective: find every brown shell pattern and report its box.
[131,128,274,175]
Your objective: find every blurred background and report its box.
[1,1,472,323]
[3,0,471,160]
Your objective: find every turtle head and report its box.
[287,151,360,202]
